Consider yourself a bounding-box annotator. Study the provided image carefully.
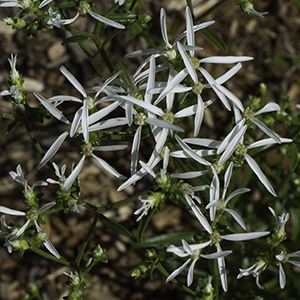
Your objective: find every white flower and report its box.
[114,0,125,5]
[269,207,290,242]
[233,103,282,143]
[276,250,300,289]
[0,202,60,258]
[47,7,79,28]
[166,239,231,287]
[206,162,250,229]
[46,162,67,187]
[237,259,268,289]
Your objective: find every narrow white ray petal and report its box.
[214,84,244,111]
[175,21,215,43]
[60,66,86,97]
[200,56,253,64]
[255,103,281,115]
[248,138,292,149]
[217,121,245,154]
[288,251,300,257]
[222,162,233,200]
[139,160,156,178]
[34,221,60,258]
[170,149,215,158]
[215,63,242,85]
[146,117,184,132]
[182,239,194,256]
[166,259,191,283]
[154,69,189,105]
[48,95,82,103]
[82,99,89,143]
[93,145,127,151]
[177,42,198,83]
[278,262,286,289]
[15,220,30,237]
[163,146,169,172]
[225,188,251,203]
[174,105,197,118]
[216,244,228,292]
[124,49,160,59]
[224,208,246,230]
[88,10,125,29]
[185,195,212,234]
[0,206,25,216]
[218,125,247,165]
[88,101,120,125]
[117,168,147,191]
[244,153,277,197]
[251,118,281,143]
[63,155,86,191]
[288,260,300,268]
[187,259,197,286]
[92,154,126,180]
[222,231,270,241]
[70,107,83,137]
[194,95,204,136]
[95,71,123,98]
[38,0,53,8]
[39,131,68,169]
[131,126,142,175]
[189,240,212,251]
[32,180,48,189]
[201,250,232,259]
[199,68,231,110]
[37,202,56,214]
[184,138,221,149]
[171,170,209,179]
[175,135,211,166]
[34,92,69,124]
[160,8,170,46]
[185,7,195,55]
[88,117,128,131]
[233,104,243,123]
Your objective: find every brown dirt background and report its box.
[0,0,299,299]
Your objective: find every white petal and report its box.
[171,170,209,179]
[131,126,142,175]
[37,202,56,214]
[251,118,281,143]
[34,92,69,124]
[70,107,83,137]
[92,154,126,180]
[146,117,184,132]
[160,8,170,46]
[93,145,127,151]
[216,63,242,85]
[63,155,86,191]
[88,101,120,125]
[255,103,281,115]
[278,262,286,289]
[194,95,204,136]
[288,251,300,258]
[244,153,277,197]
[38,131,68,169]
[222,162,233,200]
[0,206,25,216]
[82,99,89,143]
[287,260,300,268]
[187,259,196,286]
[87,10,125,29]
[222,231,269,241]
[200,56,253,64]
[224,208,246,230]
[184,138,221,149]
[248,138,292,149]
[166,259,191,283]
[214,84,244,111]
[60,66,86,97]
[216,244,228,292]
[225,188,251,203]
[139,160,156,178]
[177,42,198,83]
[201,250,232,259]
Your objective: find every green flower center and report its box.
[82,142,93,156]
[162,111,174,124]
[242,107,255,121]
[191,57,200,70]
[210,231,222,244]
[134,112,147,126]
[192,81,203,95]
[235,143,247,156]
[25,209,38,221]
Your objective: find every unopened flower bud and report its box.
[130,265,148,279]
[30,231,46,247]
[4,17,26,29]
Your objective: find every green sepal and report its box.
[201,28,227,52]
[98,213,131,237]
[136,206,157,243]
[132,231,196,248]
[289,143,298,171]
[117,63,134,87]
[62,35,92,45]
[0,111,15,120]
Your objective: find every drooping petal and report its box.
[87,10,125,29]
[278,262,286,289]
[0,206,25,216]
[251,118,281,143]
[63,155,86,191]
[222,231,269,241]
[224,208,246,230]
[166,258,191,283]
[244,153,277,197]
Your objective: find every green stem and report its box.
[75,214,99,266]
[195,0,230,22]
[31,247,71,266]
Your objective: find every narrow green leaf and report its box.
[290,143,298,171]
[57,0,77,8]
[62,35,91,45]
[2,119,19,135]
[98,214,131,237]
[137,207,157,243]
[0,111,15,120]
[264,57,300,67]
[201,28,227,52]
[132,231,196,248]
